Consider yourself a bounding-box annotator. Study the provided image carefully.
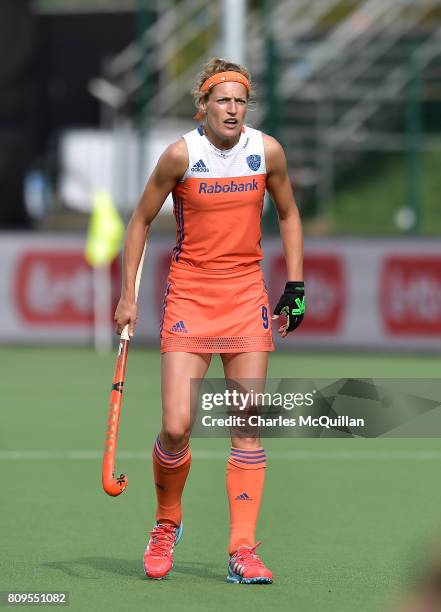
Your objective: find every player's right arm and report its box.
[114,139,188,336]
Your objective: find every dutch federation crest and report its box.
[246,154,261,172]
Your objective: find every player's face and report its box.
[202,82,248,147]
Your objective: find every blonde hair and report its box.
[191,57,253,112]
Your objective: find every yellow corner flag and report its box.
[85,190,125,267]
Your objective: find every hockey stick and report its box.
[102,242,146,497]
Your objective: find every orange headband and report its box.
[199,71,250,94]
[194,71,250,120]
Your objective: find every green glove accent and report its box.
[273,282,305,333]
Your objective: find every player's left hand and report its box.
[272,281,305,337]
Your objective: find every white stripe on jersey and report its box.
[181,125,266,182]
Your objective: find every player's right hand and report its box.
[114,297,138,337]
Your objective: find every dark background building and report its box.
[0,0,141,227]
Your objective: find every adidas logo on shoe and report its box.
[227,542,273,584]
[191,159,209,172]
[170,320,188,333]
[235,492,253,501]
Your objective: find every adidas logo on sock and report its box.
[191,159,209,172]
[235,492,253,501]
[170,320,188,333]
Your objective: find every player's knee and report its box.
[231,437,262,449]
[161,425,190,451]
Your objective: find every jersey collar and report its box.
[202,126,247,159]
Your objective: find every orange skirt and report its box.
[160,261,274,353]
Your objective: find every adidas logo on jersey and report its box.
[170,320,188,333]
[191,159,209,173]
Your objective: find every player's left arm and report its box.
[264,133,305,336]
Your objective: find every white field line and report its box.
[0,450,441,460]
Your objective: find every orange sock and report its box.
[152,436,191,526]
[226,446,266,554]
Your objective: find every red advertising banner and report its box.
[269,253,345,333]
[380,255,441,335]
[1,234,440,349]
[15,250,120,326]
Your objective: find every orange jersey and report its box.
[171,125,266,269]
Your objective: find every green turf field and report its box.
[1,347,441,611]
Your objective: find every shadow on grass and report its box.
[44,558,225,583]
[172,561,225,583]
[44,558,141,581]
